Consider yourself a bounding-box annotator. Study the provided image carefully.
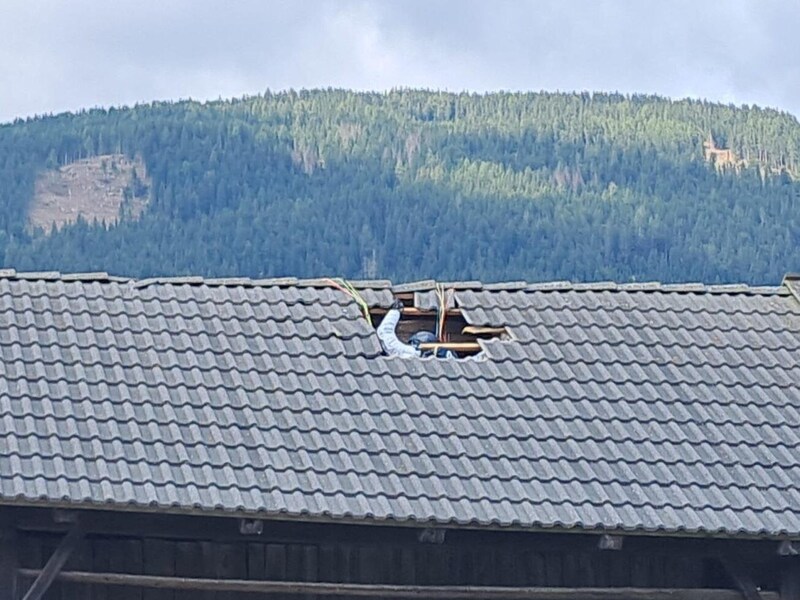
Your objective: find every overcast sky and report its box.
[2,0,799,124]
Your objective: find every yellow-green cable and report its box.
[340,278,373,327]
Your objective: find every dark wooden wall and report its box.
[5,507,789,600]
[15,530,718,600]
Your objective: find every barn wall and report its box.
[6,505,790,600]
[16,528,721,600]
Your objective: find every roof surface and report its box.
[1,269,800,538]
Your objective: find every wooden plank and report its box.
[286,544,305,583]
[543,553,561,586]
[216,543,246,600]
[397,546,416,586]
[356,544,376,585]
[591,554,609,587]
[15,569,781,600]
[338,545,354,584]
[419,545,438,585]
[17,530,43,573]
[110,540,143,600]
[577,552,596,587]
[781,559,800,600]
[92,539,113,600]
[562,553,580,586]
[415,546,432,586]
[59,537,92,600]
[317,544,337,584]
[199,542,217,600]
[454,548,472,586]
[301,545,318,600]
[266,544,287,581]
[630,554,651,587]
[394,292,415,305]
[526,552,546,586]
[21,523,84,600]
[343,544,359,600]
[719,558,763,600]
[0,521,19,600]
[246,543,266,581]
[302,545,318,583]
[502,547,525,587]
[439,544,457,586]
[142,539,175,600]
[174,542,203,600]
[607,552,629,587]
[660,556,693,589]
[417,342,481,352]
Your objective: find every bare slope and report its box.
[28,154,149,232]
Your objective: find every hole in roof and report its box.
[370,291,509,359]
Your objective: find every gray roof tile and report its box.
[0,273,799,537]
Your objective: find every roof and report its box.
[1,268,800,538]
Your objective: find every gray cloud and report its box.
[1,0,799,123]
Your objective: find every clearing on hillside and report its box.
[28,154,149,233]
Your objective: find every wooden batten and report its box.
[370,307,463,317]
[417,342,482,352]
[15,570,781,600]
[370,301,506,358]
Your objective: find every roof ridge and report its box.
[522,281,786,295]
[0,269,787,294]
[0,269,128,283]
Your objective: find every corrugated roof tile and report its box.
[0,272,798,537]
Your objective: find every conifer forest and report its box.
[2,90,799,283]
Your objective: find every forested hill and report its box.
[2,90,800,284]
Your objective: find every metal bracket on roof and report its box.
[417,528,446,544]
[51,509,79,524]
[238,518,264,536]
[778,540,800,556]
[597,534,624,550]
